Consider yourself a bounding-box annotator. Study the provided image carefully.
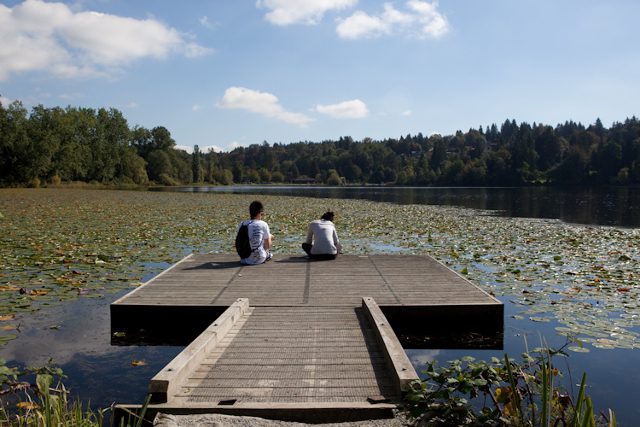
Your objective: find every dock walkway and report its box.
[111,254,502,422]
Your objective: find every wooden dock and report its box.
[111,254,503,423]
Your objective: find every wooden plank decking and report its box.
[111,254,503,423]
[112,253,500,308]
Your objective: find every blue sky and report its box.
[1,0,639,153]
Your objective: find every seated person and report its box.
[238,200,273,265]
[302,211,341,260]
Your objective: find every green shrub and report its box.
[158,173,179,186]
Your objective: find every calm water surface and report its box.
[4,187,639,425]
[168,185,640,227]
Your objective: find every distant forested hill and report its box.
[1,101,639,187]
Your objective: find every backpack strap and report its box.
[246,220,258,252]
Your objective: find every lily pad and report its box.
[567,346,590,353]
[1,188,639,350]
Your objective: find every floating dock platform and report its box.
[111,254,503,423]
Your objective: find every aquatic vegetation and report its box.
[0,360,106,426]
[404,345,616,426]
[0,188,638,349]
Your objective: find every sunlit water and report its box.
[4,186,639,425]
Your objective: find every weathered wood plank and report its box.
[112,253,501,310]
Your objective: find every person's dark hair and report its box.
[249,200,264,219]
[321,211,334,221]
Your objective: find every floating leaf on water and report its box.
[529,316,551,323]
[592,342,616,349]
[0,314,15,321]
[131,360,147,367]
[568,346,590,353]
[460,267,468,275]
[29,289,49,296]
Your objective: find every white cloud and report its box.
[199,15,216,29]
[0,95,13,106]
[203,144,225,153]
[336,0,449,40]
[217,86,314,127]
[0,0,212,81]
[257,0,357,26]
[336,10,388,39]
[184,42,214,58]
[229,141,243,150]
[192,104,203,112]
[175,144,224,154]
[314,99,369,119]
[402,109,412,116]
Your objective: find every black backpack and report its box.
[235,221,252,259]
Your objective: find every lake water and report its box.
[4,186,639,425]
[166,185,640,228]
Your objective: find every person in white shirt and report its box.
[239,200,273,265]
[302,211,341,260]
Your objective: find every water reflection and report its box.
[156,186,640,228]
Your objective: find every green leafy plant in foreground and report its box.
[405,346,616,426]
[0,359,106,426]
[0,359,151,426]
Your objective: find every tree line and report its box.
[2,100,639,187]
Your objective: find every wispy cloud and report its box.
[229,141,243,150]
[402,109,412,116]
[336,0,449,40]
[199,15,216,29]
[202,144,224,153]
[0,95,13,106]
[0,0,212,81]
[257,0,357,26]
[217,86,314,127]
[314,99,369,119]
[175,144,225,154]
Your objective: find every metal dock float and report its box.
[111,254,503,422]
